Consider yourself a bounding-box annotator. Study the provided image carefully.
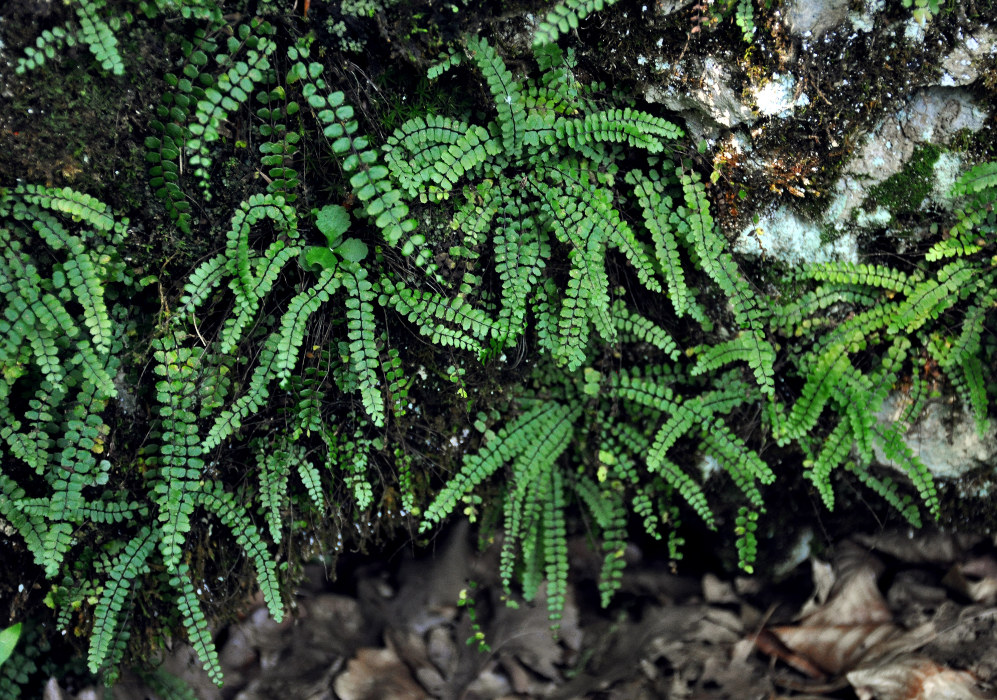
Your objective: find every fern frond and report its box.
[382,279,496,354]
[310,87,424,261]
[700,423,774,508]
[342,264,385,427]
[806,418,853,510]
[950,354,989,438]
[611,301,679,358]
[735,0,756,42]
[87,527,156,677]
[656,455,716,529]
[152,340,204,572]
[555,107,682,154]
[466,36,526,158]
[533,0,621,47]
[691,331,775,393]
[803,261,914,295]
[194,482,283,621]
[926,161,997,260]
[891,260,981,333]
[874,423,939,518]
[542,469,570,625]
[0,476,48,571]
[75,0,126,75]
[256,443,290,543]
[777,352,851,444]
[421,402,571,529]
[427,45,463,80]
[273,267,341,388]
[172,564,223,686]
[630,171,702,320]
[576,184,662,294]
[384,114,498,200]
[845,461,922,526]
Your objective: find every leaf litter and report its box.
[50,524,996,699]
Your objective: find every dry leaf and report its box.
[847,655,986,700]
[334,647,429,700]
[767,623,904,676]
[759,545,902,677]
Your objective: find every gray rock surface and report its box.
[875,395,997,480]
[827,87,990,231]
[644,57,755,133]
[781,0,851,37]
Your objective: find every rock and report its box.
[735,203,857,265]
[826,88,989,231]
[644,57,755,134]
[781,0,850,37]
[874,396,997,480]
[939,27,997,87]
[751,73,810,119]
[654,0,695,17]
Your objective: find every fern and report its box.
[16,0,129,75]
[734,0,756,42]
[151,337,204,571]
[87,527,156,677]
[172,564,223,685]
[533,0,621,47]
[195,481,283,621]
[342,264,385,427]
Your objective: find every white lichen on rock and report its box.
[751,73,810,119]
[735,205,857,265]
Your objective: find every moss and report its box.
[864,143,942,222]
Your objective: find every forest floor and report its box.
[80,520,997,700]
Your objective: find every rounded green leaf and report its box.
[315,205,351,246]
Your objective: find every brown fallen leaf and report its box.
[766,622,905,676]
[944,556,997,605]
[847,655,986,700]
[334,647,429,700]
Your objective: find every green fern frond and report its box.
[152,339,204,572]
[273,268,341,388]
[874,423,939,518]
[172,563,223,686]
[803,261,914,295]
[382,279,496,354]
[0,476,48,571]
[891,260,983,334]
[845,461,922,526]
[927,161,997,260]
[805,418,853,510]
[256,443,291,543]
[421,401,572,529]
[777,352,852,444]
[543,469,570,625]
[533,0,620,47]
[555,107,682,154]
[87,527,156,677]
[611,301,679,358]
[383,114,498,200]
[466,36,526,157]
[691,331,775,393]
[629,170,702,320]
[342,264,385,427]
[194,482,283,621]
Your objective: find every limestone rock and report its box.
[781,0,850,37]
[874,396,997,480]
